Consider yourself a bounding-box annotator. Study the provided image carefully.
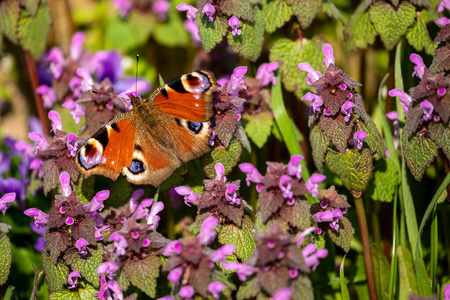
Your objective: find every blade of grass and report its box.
[430,206,438,292]
[340,255,350,300]
[415,171,450,296]
[388,188,398,299]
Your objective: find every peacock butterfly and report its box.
[75,70,217,186]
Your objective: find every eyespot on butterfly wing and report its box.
[75,70,217,186]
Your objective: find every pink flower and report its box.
[273,287,292,300]
[208,281,226,299]
[227,66,247,96]
[410,54,425,79]
[24,208,49,229]
[341,101,355,122]
[302,92,323,113]
[70,32,85,61]
[214,162,225,180]
[305,174,326,197]
[279,175,293,201]
[198,216,218,245]
[176,3,197,20]
[67,270,80,289]
[36,85,57,108]
[114,0,132,18]
[202,4,215,22]
[153,0,170,21]
[302,244,328,271]
[28,132,49,154]
[228,16,241,36]
[256,62,279,86]
[146,201,164,230]
[167,266,183,284]
[287,155,304,179]
[109,233,128,256]
[85,190,110,212]
[128,189,144,213]
[47,47,64,79]
[420,100,434,121]
[97,262,121,279]
[389,89,413,113]
[75,238,89,255]
[66,133,79,157]
[174,186,200,207]
[239,163,264,186]
[225,185,240,205]
[48,110,62,133]
[0,193,15,215]
[294,227,316,247]
[179,285,195,298]
[162,241,182,256]
[298,63,322,85]
[209,245,236,262]
[222,262,258,281]
[94,225,110,241]
[132,198,153,219]
[322,44,335,68]
[443,283,450,300]
[353,130,368,150]
[59,171,72,196]
[437,17,450,26]
[62,99,85,124]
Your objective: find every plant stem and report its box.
[24,51,50,135]
[354,196,378,300]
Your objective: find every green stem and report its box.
[388,188,398,299]
[354,196,378,300]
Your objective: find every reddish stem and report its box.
[24,51,50,135]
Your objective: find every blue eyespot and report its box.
[129,160,146,174]
[187,121,202,134]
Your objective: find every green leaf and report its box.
[154,13,190,47]
[71,176,95,204]
[72,244,103,287]
[340,255,350,300]
[344,2,376,51]
[368,1,415,51]
[19,0,39,15]
[236,277,260,300]
[401,130,438,181]
[371,245,390,300]
[197,15,228,52]
[123,255,160,298]
[243,111,273,148]
[261,0,292,33]
[327,217,353,253]
[365,158,399,202]
[309,122,330,172]
[116,269,130,293]
[269,38,323,99]
[42,251,70,293]
[325,148,374,194]
[291,275,314,300]
[287,0,322,29]
[406,15,436,55]
[105,13,156,51]
[227,8,265,61]
[322,0,345,24]
[202,139,242,179]
[49,284,99,300]
[0,234,12,285]
[428,122,450,159]
[0,220,12,234]
[219,0,255,21]
[0,0,20,43]
[397,245,418,300]
[218,215,255,261]
[17,1,51,59]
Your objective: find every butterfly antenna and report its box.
[135,54,139,95]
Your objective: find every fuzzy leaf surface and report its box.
[428,122,450,159]
[202,139,242,179]
[402,130,438,181]
[366,158,399,202]
[261,0,292,33]
[0,234,12,285]
[219,0,255,21]
[287,0,322,29]
[327,217,353,252]
[42,251,70,293]
[243,111,273,148]
[218,215,255,261]
[0,0,20,43]
[124,255,160,298]
[405,14,436,55]
[72,244,103,287]
[310,122,330,171]
[344,1,376,51]
[197,15,228,52]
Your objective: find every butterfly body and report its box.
[75,70,217,186]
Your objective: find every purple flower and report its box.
[62,99,85,124]
[66,133,79,157]
[76,68,93,92]
[48,110,63,133]
[222,262,258,281]
[67,270,81,289]
[167,266,183,284]
[322,44,335,68]
[70,32,85,61]
[256,62,279,87]
[24,208,49,229]
[420,100,434,121]
[353,131,368,150]
[132,198,153,219]
[95,225,110,241]
[85,190,110,212]
[184,20,201,44]
[176,3,198,20]
[341,101,355,122]
[302,244,328,271]
[208,281,225,299]
[410,54,425,79]
[59,171,72,196]
[437,17,450,26]
[444,283,450,300]
[75,238,89,255]
[109,233,128,256]
[202,4,215,22]
[273,287,292,300]
[294,227,316,247]
[305,174,326,197]
[198,216,218,245]
[389,89,413,113]
[158,296,175,300]
[0,193,15,215]
[153,0,170,21]
[239,163,264,186]
[209,245,236,262]
[128,189,145,213]
[89,51,122,83]
[114,0,132,18]
[228,16,241,36]
[107,280,123,300]
[66,217,75,226]
[225,185,240,205]
[179,285,195,298]
[36,85,57,108]
[0,152,10,175]
[302,92,323,113]
[47,48,64,79]
[146,201,164,230]
[175,186,200,207]
[313,211,333,222]
[227,66,247,96]
[28,132,49,154]
[287,155,304,179]
[298,63,322,85]
[97,262,121,279]
[162,241,181,256]
[438,0,450,13]
[30,221,46,251]
[279,175,293,200]
[215,162,225,180]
